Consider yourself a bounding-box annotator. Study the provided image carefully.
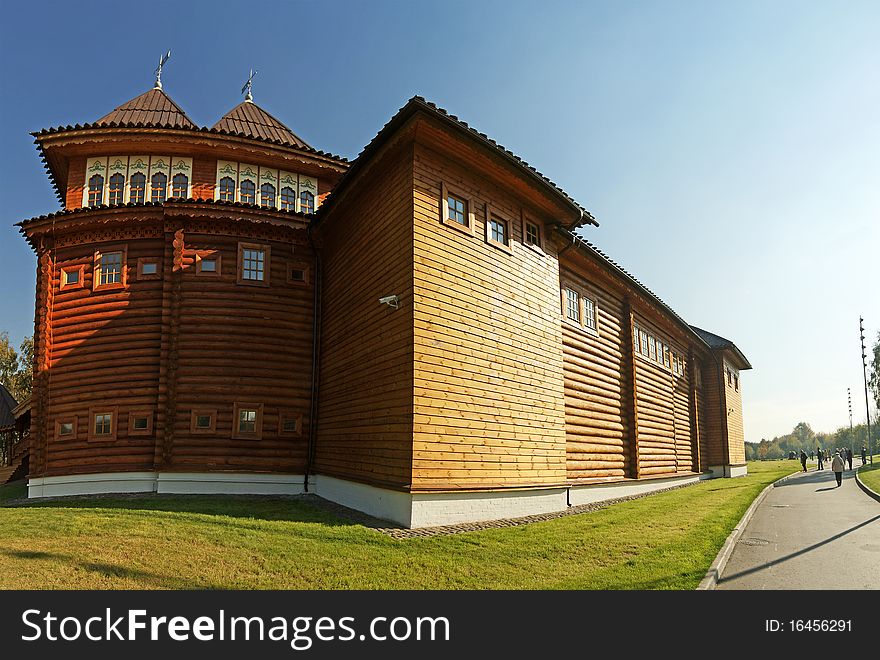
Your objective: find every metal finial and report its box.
[154,50,171,89]
[241,68,258,102]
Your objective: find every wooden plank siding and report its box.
[724,362,746,464]
[313,141,415,489]
[410,143,567,491]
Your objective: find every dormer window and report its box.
[240,179,256,204]
[171,173,188,198]
[150,172,167,203]
[219,177,235,202]
[280,186,296,211]
[300,190,314,214]
[88,175,104,207]
[130,172,146,204]
[260,183,276,208]
[108,173,125,205]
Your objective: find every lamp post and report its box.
[860,317,873,464]
[848,388,853,451]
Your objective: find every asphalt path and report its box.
[716,464,880,590]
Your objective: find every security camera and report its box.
[379,295,399,309]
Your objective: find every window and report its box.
[447,194,467,225]
[219,176,235,202]
[287,262,309,285]
[694,364,702,388]
[565,288,580,323]
[640,330,649,356]
[525,221,541,247]
[130,172,146,204]
[171,173,188,198]
[583,296,596,331]
[279,412,302,436]
[190,409,217,434]
[60,265,85,290]
[108,173,125,205]
[151,172,167,203]
[196,252,220,277]
[88,174,104,207]
[98,251,123,286]
[280,186,296,211]
[128,410,153,436]
[260,183,276,207]
[489,216,508,245]
[727,369,733,386]
[238,243,270,285]
[649,337,657,361]
[734,374,739,391]
[88,406,117,441]
[232,402,263,440]
[137,258,160,280]
[239,179,256,204]
[299,190,315,214]
[55,417,77,440]
[141,262,157,275]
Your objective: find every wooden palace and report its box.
[16,74,751,527]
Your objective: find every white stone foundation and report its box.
[28,466,738,528]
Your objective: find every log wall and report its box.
[410,142,567,491]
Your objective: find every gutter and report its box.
[304,222,323,492]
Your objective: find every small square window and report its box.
[55,416,77,440]
[190,409,217,434]
[88,407,117,441]
[137,258,161,280]
[128,410,153,436]
[133,417,148,430]
[232,402,263,439]
[440,183,475,235]
[60,265,85,290]
[278,412,302,436]
[196,253,221,277]
[287,263,310,286]
[238,243,270,286]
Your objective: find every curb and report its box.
[696,470,802,591]
[855,466,880,503]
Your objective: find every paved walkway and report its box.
[717,466,880,589]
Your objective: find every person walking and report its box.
[846,448,853,471]
[862,446,868,466]
[817,447,824,471]
[831,450,844,487]
[800,449,807,472]
[810,450,814,461]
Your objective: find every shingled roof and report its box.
[211,100,311,149]
[96,87,197,129]
[690,326,752,369]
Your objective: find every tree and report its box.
[869,330,880,416]
[0,331,34,404]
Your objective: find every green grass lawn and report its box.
[857,455,880,494]
[0,461,798,590]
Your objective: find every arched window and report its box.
[240,179,256,204]
[299,190,314,214]
[151,172,167,203]
[88,175,104,207]
[171,174,188,198]
[219,176,235,202]
[130,172,146,204]
[260,183,276,207]
[280,186,296,211]
[108,173,125,205]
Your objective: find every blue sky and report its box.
[1,0,877,441]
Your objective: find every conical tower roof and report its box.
[96,87,197,129]
[212,100,311,149]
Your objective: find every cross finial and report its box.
[154,50,171,89]
[241,68,258,102]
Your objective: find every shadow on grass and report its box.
[0,547,212,588]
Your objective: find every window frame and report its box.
[439,182,476,236]
[237,242,270,287]
[287,262,310,286]
[60,265,86,291]
[87,173,105,207]
[561,280,600,337]
[521,210,546,252]
[92,245,127,292]
[485,204,513,254]
[190,409,217,434]
[108,173,126,205]
[136,258,161,281]
[219,176,236,202]
[195,252,221,277]
[232,402,263,440]
[150,171,168,203]
[88,406,118,442]
[54,416,77,441]
[278,411,303,437]
[128,409,154,436]
[170,173,189,199]
[734,373,739,392]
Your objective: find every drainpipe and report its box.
[304,222,322,492]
